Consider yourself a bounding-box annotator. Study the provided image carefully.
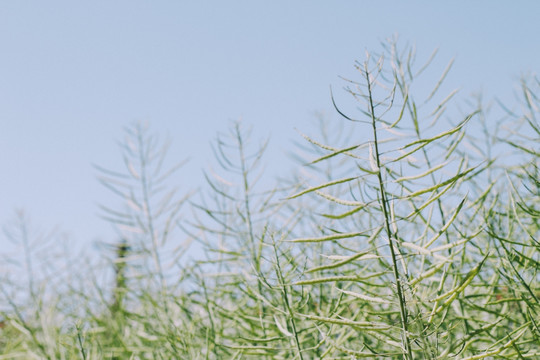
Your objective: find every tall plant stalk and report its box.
[364,60,413,359]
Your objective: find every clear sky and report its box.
[1,1,539,254]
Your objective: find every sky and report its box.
[1,1,539,256]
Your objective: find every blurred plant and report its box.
[90,121,192,357]
[0,211,66,359]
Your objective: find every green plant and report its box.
[278,40,538,358]
[0,40,538,359]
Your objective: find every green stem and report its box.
[364,63,413,360]
[273,241,305,360]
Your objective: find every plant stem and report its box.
[364,62,413,360]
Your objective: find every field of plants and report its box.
[1,41,539,359]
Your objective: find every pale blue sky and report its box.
[1,1,539,252]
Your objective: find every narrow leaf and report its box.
[287,177,358,199]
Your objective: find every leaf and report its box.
[294,275,370,286]
[387,92,408,129]
[299,131,362,159]
[287,177,358,199]
[296,313,390,330]
[402,111,476,149]
[400,241,449,262]
[423,197,467,248]
[310,143,362,164]
[321,205,364,219]
[424,58,455,104]
[431,254,488,306]
[273,315,292,337]
[409,261,447,287]
[394,161,448,182]
[369,142,380,173]
[337,288,391,304]
[285,231,365,244]
[315,190,364,206]
[404,167,476,199]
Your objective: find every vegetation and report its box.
[1,40,539,359]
